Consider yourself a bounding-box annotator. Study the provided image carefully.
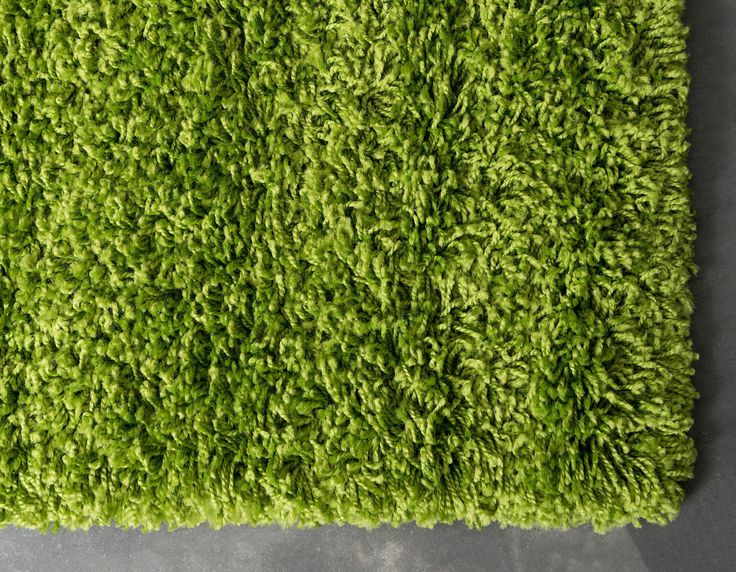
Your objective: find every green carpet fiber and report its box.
[0,0,697,532]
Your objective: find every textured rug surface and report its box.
[0,0,697,531]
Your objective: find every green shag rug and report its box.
[0,0,697,532]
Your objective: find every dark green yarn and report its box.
[0,0,697,532]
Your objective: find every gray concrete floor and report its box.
[1,0,734,570]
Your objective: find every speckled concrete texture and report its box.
[0,525,650,572]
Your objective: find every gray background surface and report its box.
[1,1,734,570]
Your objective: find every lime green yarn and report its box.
[0,0,697,532]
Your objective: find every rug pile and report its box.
[0,0,696,531]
